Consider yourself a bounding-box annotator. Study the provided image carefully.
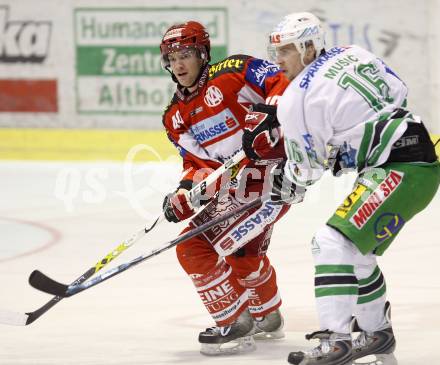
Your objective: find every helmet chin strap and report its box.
[300,54,307,67]
[299,43,319,67]
[298,42,308,67]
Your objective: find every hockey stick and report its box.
[0,150,246,326]
[0,216,163,327]
[29,195,267,298]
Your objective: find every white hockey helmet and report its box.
[268,12,325,64]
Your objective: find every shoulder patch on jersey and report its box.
[209,54,249,79]
[245,58,281,88]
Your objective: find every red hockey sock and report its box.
[192,261,249,326]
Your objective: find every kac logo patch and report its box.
[204,85,223,107]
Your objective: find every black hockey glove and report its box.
[162,193,179,223]
[242,103,281,160]
[327,145,356,177]
[162,190,195,223]
[270,161,306,205]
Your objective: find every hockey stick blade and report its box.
[0,215,163,327]
[29,270,70,297]
[0,310,28,326]
[8,151,246,326]
[31,196,267,298]
[25,212,166,300]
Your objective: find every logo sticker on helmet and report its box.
[204,85,223,107]
[163,28,183,41]
[270,34,281,44]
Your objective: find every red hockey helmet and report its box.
[160,21,211,68]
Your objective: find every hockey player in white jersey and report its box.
[242,11,439,365]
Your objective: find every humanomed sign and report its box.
[74,7,228,114]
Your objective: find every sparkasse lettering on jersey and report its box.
[299,47,348,89]
[219,237,235,251]
[190,108,239,145]
[231,202,277,241]
[194,122,229,142]
[349,170,404,229]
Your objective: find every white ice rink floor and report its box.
[0,161,439,365]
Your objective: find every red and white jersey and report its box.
[163,54,289,187]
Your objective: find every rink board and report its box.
[0,128,439,161]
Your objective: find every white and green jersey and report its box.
[278,44,412,187]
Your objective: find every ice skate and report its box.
[352,302,397,365]
[251,308,285,340]
[199,309,256,356]
[287,330,352,365]
[352,328,397,365]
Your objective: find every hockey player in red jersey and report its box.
[160,21,290,355]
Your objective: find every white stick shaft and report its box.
[188,150,246,203]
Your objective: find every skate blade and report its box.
[200,336,256,356]
[253,328,285,340]
[353,353,398,365]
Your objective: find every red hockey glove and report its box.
[162,190,195,223]
[242,103,281,160]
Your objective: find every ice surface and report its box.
[0,161,438,365]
